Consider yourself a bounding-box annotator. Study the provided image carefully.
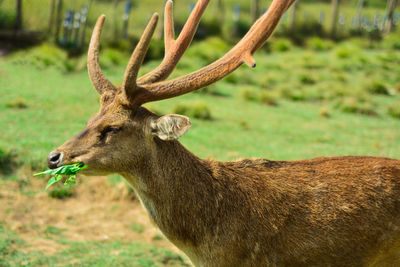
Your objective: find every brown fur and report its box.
[51,100,400,267]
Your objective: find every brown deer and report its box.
[46,0,400,266]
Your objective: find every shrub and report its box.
[299,74,316,85]
[259,91,278,106]
[102,48,127,66]
[319,107,330,118]
[5,98,28,109]
[334,47,352,59]
[194,18,222,39]
[384,34,400,50]
[48,187,73,199]
[388,104,400,119]
[239,120,250,130]
[186,37,229,62]
[13,44,72,71]
[278,87,306,101]
[239,86,259,102]
[270,38,293,52]
[337,97,377,116]
[146,38,165,60]
[0,149,18,176]
[0,9,15,29]
[172,101,212,120]
[393,83,400,94]
[333,44,361,59]
[365,80,389,95]
[240,87,278,106]
[306,37,334,51]
[279,20,325,45]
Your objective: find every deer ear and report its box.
[150,114,191,141]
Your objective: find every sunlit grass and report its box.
[1,36,399,168]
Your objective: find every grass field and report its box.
[1,5,400,265]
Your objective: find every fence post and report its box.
[48,0,56,35]
[55,0,63,43]
[214,0,225,26]
[233,4,240,37]
[251,0,260,22]
[73,12,81,47]
[319,11,325,25]
[61,10,74,47]
[289,1,297,33]
[15,0,23,32]
[330,0,340,38]
[356,0,364,28]
[339,12,346,32]
[78,5,89,49]
[386,0,398,32]
[122,1,132,38]
[113,0,120,40]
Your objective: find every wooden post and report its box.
[48,0,56,35]
[289,1,297,33]
[122,1,132,38]
[214,0,225,25]
[331,0,340,38]
[62,10,74,47]
[113,0,120,40]
[319,11,325,25]
[78,5,89,49]
[15,0,23,31]
[251,0,260,22]
[386,0,398,32]
[233,4,240,37]
[73,12,81,47]
[356,0,364,28]
[55,0,63,43]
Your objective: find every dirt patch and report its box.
[0,174,182,256]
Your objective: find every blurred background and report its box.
[0,0,399,265]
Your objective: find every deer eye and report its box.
[100,126,122,138]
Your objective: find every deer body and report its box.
[46,0,400,265]
[119,120,400,266]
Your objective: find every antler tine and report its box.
[137,0,210,84]
[121,13,159,101]
[131,0,295,106]
[88,15,116,95]
[164,0,175,52]
[244,0,297,54]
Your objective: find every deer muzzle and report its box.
[47,151,63,169]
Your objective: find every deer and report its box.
[45,0,400,266]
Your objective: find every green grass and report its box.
[1,36,400,168]
[1,31,400,266]
[130,223,145,234]
[0,221,188,267]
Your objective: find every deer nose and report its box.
[47,151,63,169]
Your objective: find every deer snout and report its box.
[47,151,63,169]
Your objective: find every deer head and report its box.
[47,0,295,176]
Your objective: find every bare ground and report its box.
[0,167,185,260]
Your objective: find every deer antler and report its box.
[87,15,116,95]
[121,13,159,102]
[137,0,210,84]
[88,0,295,106]
[128,0,296,106]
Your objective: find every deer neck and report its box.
[121,138,214,249]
